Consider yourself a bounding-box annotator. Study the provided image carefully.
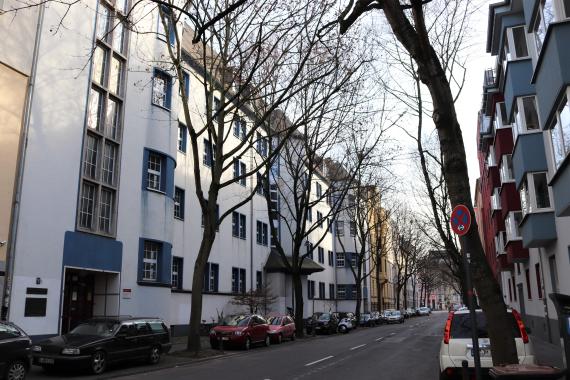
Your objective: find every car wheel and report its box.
[264,335,271,347]
[244,337,251,350]
[148,345,161,364]
[6,361,27,380]
[91,350,107,375]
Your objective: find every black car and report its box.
[304,312,324,335]
[32,317,171,375]
[312,313,339,334]
[0,321,32,380]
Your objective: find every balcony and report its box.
[500,182,521,220]
[494,127,514,159]
[505,239,529,262]
[487,165,501,189]
[502,59,535,120]
[520,212,557,248]
[532,21,570,129]
[484,68,497,88]
[512,133,548,189]
[496,253,513,272]
[551,159,570,216]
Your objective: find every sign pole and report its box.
[451,205,481,380]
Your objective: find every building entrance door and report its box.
[62,269,95,333]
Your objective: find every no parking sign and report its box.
[450,204,471,237]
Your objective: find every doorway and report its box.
[62,269,95,333]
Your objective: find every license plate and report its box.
[221,337,229,341]
[471,348,490,357]
[39,357,55,364]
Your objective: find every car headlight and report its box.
[32,345,42,352]
[61,348,81,355]
[234,331,243,336]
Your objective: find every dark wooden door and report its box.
[62,270,95,333]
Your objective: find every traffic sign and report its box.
[451,204,471,236]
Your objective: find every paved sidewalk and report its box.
[531,334,565,368]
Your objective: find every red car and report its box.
[267,315,296,344]
[209,315,270,350]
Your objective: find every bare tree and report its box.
[335,0,519,362]
[230,282,278,315]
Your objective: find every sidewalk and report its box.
[531,334,565,368]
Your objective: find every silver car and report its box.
[385,310,404,324]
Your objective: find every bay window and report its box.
[500,154,514,183]
[505,26,529,61]
[495,231,506,256]
[513,96,540,142]
[505,211,523,241]
[549,90,570,169]
[520,172,552,217]
[533,0,569,54]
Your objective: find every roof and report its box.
[264,249,324,275]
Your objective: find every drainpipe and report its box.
[2,3,45,321]
[538,248,553,343]
[249,150,254,294]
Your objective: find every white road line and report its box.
[305,356,334,367]
[350,344,367,351]
[375,337,384,341]
[389,332,396,336]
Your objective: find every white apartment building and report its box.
[0,0,368,338]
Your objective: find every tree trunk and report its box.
[292,271,305,338]
[375,256,382,311]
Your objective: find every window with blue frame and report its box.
[233,117,246,140]
[231,267,246,293]
[138,239,171,285]
[146,152,165,192]
[174,187,184,219]
[203,262,219,292]
[232,212,246,239]
[181,71,190,97]
[157,5,176,45]
[178,123,187,152]
[233,159,246,186]
[152,69,172,109]
[307,280,315,299]
[203,138,216,167]
[328,250,334,266]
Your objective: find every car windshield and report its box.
[392,311,401,316]
[68,321,119,337]
[220,315,250,327]
[269,317,282,326]
[451,312,521,339]
[318,314,331,321]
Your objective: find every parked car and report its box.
[385,310,405,324]
[1,321,32,380]
[337,317,353,333]
[418,307,431,316]
[404,308,415,319]
[313,313,339,334]
[210,314,270,350]
[305,312,324,335]
[358,314,375,327]
[267,316,295,344]
[439,309,535,379]
[370,311,382,325]
[32,317,171,375]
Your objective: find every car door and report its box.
[110,323,138,361]
[135,321,153,358]
[0,323,29,373]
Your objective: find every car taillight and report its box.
[443,312,454,344]
[512,309,529,344]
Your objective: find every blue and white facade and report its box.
[0,0,369,338]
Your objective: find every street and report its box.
[27,312,445,380]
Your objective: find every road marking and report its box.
[375,337,384,341]
[389,332,396,336]
[305,356,334,367]
[350,344,367,350]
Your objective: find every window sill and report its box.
[151,102,172,112]
[137,281,171,288]
[177,150,186,155]
[146,187,166,195]
[75,227,117,240]
[174,216,184,221]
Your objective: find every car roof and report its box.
[88,316,164,323]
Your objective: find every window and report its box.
[495,102,510,130]
[233,159,247,186]
[88,88,104,131]
[203,262,219,292]
[350,253,357,268]
[256,172,266,195]
[336,221,344,236]
[564,0,570,18]
[178,124,187,152]
[532,0,564,54]
[316,182,322,198]
[329,284,335,299]
[152,69,172,109]
[318,247,324,264]
[231,268,246,293]
[307,280,315,299]
[500,154,514,183]
[491,188,501,211]
[348,194,356,207]
[203,139,216,167]
[328,250,334,266]
[494,231,506,255]
[549,92,570,169]
[505,211,522,241]
[180,71,190,97]
[505,26,529,61]
[233,118,246,140]
[336,252,345,267]
[99,189,114,233]
[306,207,312,222]
[520,172,552,217]
[535,263,543,299]
[486,147,497,168]
[96,4,111,41]
[257,132,268,157]
[306,242,314,260]
[102,142,117,185]
[525,268,532,299]
[212,97,220,119]
[317,211,323,228]
[157,5,175,45]
[256,221,268,246]
[319,282,325,299]
[350,221,356,236]
[513,276,517,301]
[337,285,346,299]
[83,134,99,179]
[549,255,559,292]
[171,256,183,289]
[270,184,279,211]
[327,219,333,234]
[174,187,184,219]
[256,271,262,290]
[232,212,246,239]
[513,96,540,142]
[79,182,97,229]
[143,240,160,281]
[147,152,163,191]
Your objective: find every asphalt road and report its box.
[122,311,447,380]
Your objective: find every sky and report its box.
[455,0,496,198]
